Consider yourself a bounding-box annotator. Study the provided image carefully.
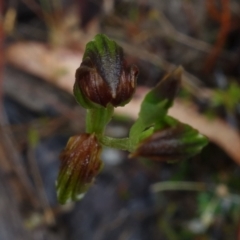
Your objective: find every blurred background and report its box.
[1,0,240,239]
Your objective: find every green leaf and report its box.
[138,66,182,126]
[129,67,182,143]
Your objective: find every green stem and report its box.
[99,136,135,152]
[86,105,138,152]
[86,106,114,135]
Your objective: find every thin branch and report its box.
[0,111,39,208]
[151,181,207,193]
[27,139,55,225]
[20,0,45,20]
[113,38,210,100]
[0,0,4,113]
[204,0,231,72]
[106,12,235,59]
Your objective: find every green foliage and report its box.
[136,67,182,127]
[56,34,208,204]
[212,82,240,111]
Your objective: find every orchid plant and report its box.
[56,34,208,204]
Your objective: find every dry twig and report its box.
[205,0,231,72]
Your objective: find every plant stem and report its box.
[86,106,114,135]
[85,105,137,151]
[99,136,134,151]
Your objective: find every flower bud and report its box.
[74,34,138,109]
[130,122,208,162]
[56,133,103,204]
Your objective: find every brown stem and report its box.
[0,0,4,113]
[204,0,231,73]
